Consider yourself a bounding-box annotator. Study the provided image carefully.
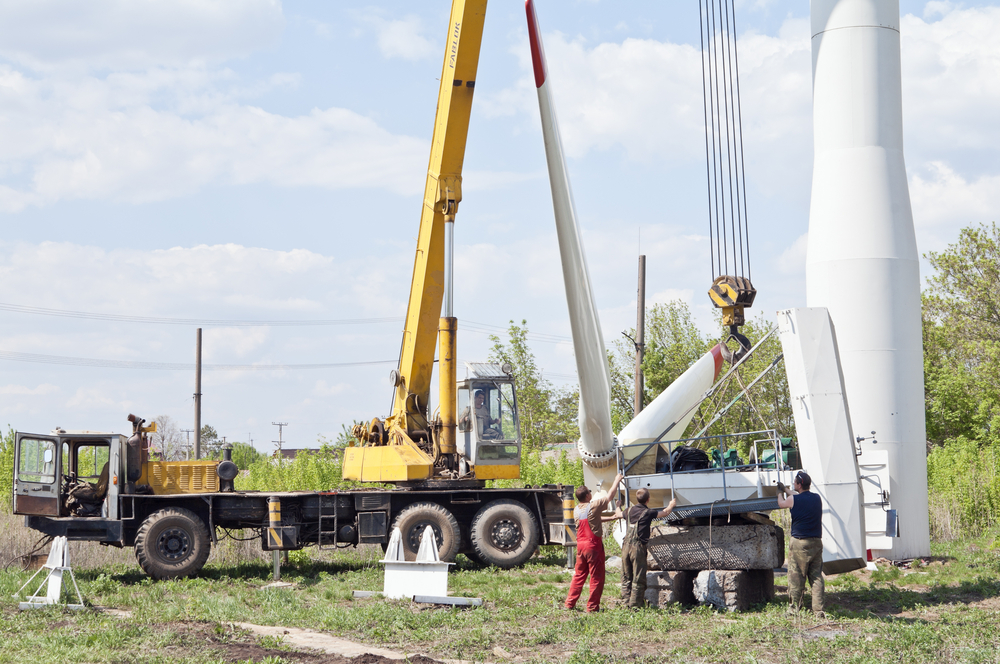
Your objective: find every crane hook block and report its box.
[708,275,757,327]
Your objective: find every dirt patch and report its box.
[149,621,433,664]
[353,657,438,664]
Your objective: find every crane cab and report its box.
[458,363,521,480]
[13,431,124,520]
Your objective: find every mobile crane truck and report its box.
[10,0,570,580]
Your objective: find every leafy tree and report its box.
[923,223,1000,449]
[921,222,1000,537]
[608,341,638,434]
[642,302,714,397]
[213,441,263,470]
[609,301,713,433]
[199,424,223,457]
[922,302,995,447]
[150,415,185,460]
[489,320,580,451]
[924,223,1000,344]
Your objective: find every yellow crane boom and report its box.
[344,0,495,483]
[393,0,486,433]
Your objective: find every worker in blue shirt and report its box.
[777,470,824,615]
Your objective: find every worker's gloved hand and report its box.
[776,481,787,496]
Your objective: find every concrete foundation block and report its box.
[641,570,696,608]
[648,524,785,571]
[646,571,671,588]
[692,569,775,612]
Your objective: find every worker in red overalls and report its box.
[565,472,624,612]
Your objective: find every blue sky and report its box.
[1,0,997,452]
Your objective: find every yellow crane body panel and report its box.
[139,461,220,495]
[342,442,434,483]
[474,464,520,480]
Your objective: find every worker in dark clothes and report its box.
[777,470,824,615]
[621,488,677,608]
[565,473,624,612]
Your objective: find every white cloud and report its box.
[358,13,436,61]
[0,242,409,322]
[203,328,271,360]
[923,2,956,20]
[313,380,349,397]
[0,67,429,210]
[649,288,695,306]
[901,6,1000,167]
[0,0,284,71]
[777,233,808,275]
[488,19,812,195]
[67,386,125,410]
[908,162,1000,255]
[0,383,59,396]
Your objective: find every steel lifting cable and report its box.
[699,0,752,283]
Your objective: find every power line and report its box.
[0,350,395,370]
[462,321,572,343]
[0,302,575,343]
[0,302,401,327]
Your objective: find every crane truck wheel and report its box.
[135,507,211,580]
[470,499,539,569]
[391,502,461,562]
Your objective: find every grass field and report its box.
[2,511,999,664]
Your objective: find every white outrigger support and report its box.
[15,536,85,610]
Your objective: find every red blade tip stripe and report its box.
[525,0,547,88]
[710,343,724,379]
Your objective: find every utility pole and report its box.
[194,327,203,460]
[634,254,646,417]
[272,422,288,457]
[180,429,194,461]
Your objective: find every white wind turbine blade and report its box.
[526,0,616,492]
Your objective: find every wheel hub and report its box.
[490,518,522,551]
[407,522,443,553]
[157,527,191,562]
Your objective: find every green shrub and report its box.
[488,449,584,489]
[0,427,14,512]
[236,442,374,492]
[927,437,1000,539]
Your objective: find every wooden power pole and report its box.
[194,327,202,460]
[634,255,646,417]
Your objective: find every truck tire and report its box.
[391,502,461,562]
[470,499,539,569]
[135,508,211,580]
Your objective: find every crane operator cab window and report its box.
[458,382,520,463]
[13,436,61,516]
[62,440,111,518]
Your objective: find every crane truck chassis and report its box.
[13,419,569,580]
